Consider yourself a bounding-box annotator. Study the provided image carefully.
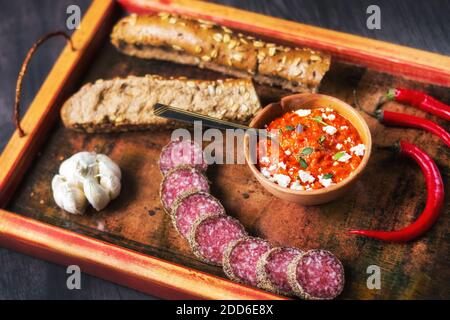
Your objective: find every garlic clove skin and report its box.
[97,154,121,179]
[59,152,98,186]
[83,176,110,211]
[52,175,87,215]
[100,174,121,200]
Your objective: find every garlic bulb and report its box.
[52,152,121,214]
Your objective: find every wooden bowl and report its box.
[244,93,372,205]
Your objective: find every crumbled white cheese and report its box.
[290,181,304,191]
[328,114,336,121]
[340,125,348,130]
[268,164,277,171]
[273,174,291,188]
[326,107,333,112]
[350,144,366,156]
[336,143,343,150]
[278,161,287,169]
[333,161,339,166]
[337,152,352,162]
[298,170,315,183]
[284,150,291,156]
[345,137,353,143]
[260,156,270,164]
[322,113,328,120]
[318,174,333,188]
[295,109,311,117]
[323,125,337,135]
[261,167,272,178]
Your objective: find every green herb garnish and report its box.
[284,125,295,131]
[333,151,346,161]
[312,116,328,126]
[300,147,314,156]
[318,135,326,144]
[298,157,308,169]
[323,173,333,179]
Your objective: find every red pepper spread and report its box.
[257,107,365,190]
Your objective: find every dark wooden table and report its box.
[0,0,448,300]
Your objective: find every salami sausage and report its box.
[256,247,302,296]
[189,214,246,265]
[171,191,225,238]
[287,249,345,300]
[223,237,271,286]
[160,166,209,214]
[159,139,207,175]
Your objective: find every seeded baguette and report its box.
[111,13,331,93]
[60,75,260,132]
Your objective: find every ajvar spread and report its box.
[257,107,365,190]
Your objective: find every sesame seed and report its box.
[213,33,223,42]
[253,41,264,48]
[232,53,243,62]
[228,40,237,49]
[222,26,233,33]
[268,47,277,56]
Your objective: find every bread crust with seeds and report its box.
[111,13,331,93]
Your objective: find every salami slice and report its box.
[171,191,225,238]
[256,247,302,296]
[223,237,271,286]
[160,166,210,214]
[159,139,207,175]
[287,249,345,300]
[189,214,246,266]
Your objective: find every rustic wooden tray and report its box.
[0,0,448,299]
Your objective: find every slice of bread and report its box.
[61,75,261,133]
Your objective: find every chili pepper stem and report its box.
[386,88,397,100]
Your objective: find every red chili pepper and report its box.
[386,88,450,121]
[375,109,450,148]
[349,140,444,242]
